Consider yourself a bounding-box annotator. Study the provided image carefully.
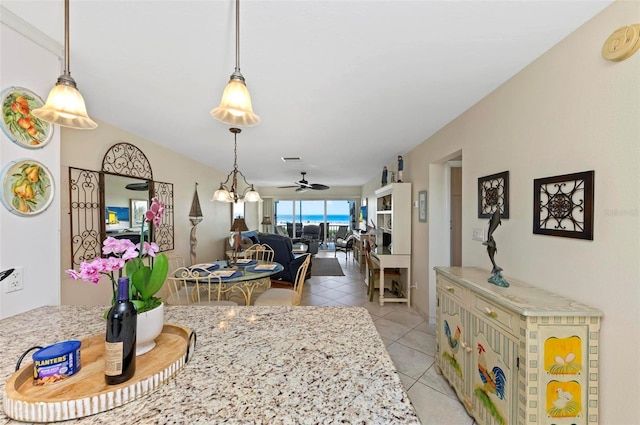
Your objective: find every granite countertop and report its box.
[0,305,420,424]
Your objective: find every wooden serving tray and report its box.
[3,323,195,423]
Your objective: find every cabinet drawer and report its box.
[436,275,465,302]
[473,295,518,335]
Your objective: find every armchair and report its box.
[286,222,303,239]
[334,227,355,261]
[300,225,320,255]
[259,234,310,283]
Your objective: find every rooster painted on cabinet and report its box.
[442,320,462,378]
[475,343,507,425]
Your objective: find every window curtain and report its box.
[262,197,274,233]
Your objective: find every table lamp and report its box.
[230,217,248,266]
[261,216,272,233]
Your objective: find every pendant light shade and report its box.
[211,77,260,127]
[32,0,97,130]
[210,0,260,127]
[33,75,97,129]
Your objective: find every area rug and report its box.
[311,257,345,276]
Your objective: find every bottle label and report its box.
[104,341,124,376]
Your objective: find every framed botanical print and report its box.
[478,171,509,218]
[418,190,427,222]
[533,170,594,240]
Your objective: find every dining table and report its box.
[0,305,420,424]
[187,260,284,306]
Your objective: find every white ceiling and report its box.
[3,0,612,189]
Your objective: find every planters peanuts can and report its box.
[32,340,81,385]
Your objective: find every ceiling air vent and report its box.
[281,157,302,163]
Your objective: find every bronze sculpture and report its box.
[483,209,509,287]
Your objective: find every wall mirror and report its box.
[69,142,174,267]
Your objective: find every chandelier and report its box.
[210,0,260,127]
[32,0,97,129]
[212,128,261,203]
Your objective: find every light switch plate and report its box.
[472,228,485,242]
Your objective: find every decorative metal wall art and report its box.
[152,180,174,252]
[69,142,174,267]
[69,167,102,266]
[101,142,153,180]
[533,170,594,240]
[478,171,509,218]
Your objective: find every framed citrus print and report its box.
[1,159,54,216]
[0,87,54,149]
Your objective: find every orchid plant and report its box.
[66,197,169,314]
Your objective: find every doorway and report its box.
[427,153,462,322]
[450,165,462,266]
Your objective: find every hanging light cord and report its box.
[58,0,76,87]
[234,0,240,73]
[218,128,254,202]
[64,0,70,75]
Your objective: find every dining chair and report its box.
[166,253,185,270]
[167,266,238,306]
[160,253,186,303]
[253,254,311,306]
[244,244,275,262]
[365,250,401,302]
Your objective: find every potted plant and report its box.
[67,198,169,355]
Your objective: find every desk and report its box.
[371,247,411,307]
[0,305,420,424]
[353,233,374,272]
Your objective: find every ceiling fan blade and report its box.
[278,185,299,189]
[295,187,309,193]
[310,183,330,190]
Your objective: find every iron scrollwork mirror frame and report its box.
[69,142,174,267]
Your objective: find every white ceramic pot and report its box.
[136,302,164,356]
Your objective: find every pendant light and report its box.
[212,128,261,203]
[211,0,260,127]
[32,0,97,130]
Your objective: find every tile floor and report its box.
[301,250,476,425]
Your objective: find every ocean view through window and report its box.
[274,200,356,242]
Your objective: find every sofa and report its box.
[258,233,311,283]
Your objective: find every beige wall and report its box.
[60,119,232,305]
[363,2,640,423]
[0,24,61,318]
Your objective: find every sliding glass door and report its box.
[274,199,356,247]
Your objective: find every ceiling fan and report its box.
[278,172,330,192]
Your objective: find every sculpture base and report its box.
[488,272,510,287]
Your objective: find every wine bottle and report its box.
[105,277,137,385]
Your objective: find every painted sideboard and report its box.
[434,266,602,425]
